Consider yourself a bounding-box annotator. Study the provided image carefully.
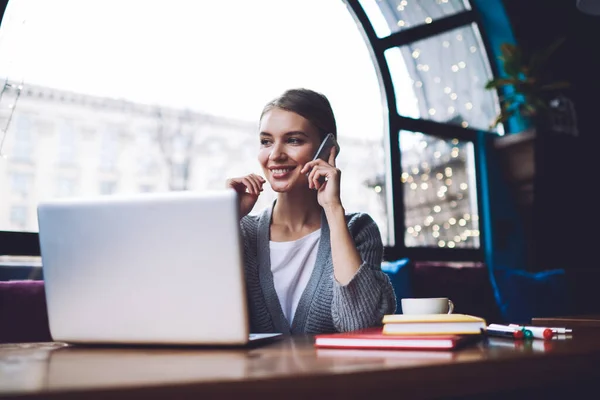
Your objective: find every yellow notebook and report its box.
[382,314,486,335]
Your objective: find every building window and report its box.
[99,127,119,172]
[139,184,154,193]
[12,114,34,162]
[55,177,78,197]
[10,172,33,196]
[57,120,77,166]
[99,180,117,195]
[136,130,160,177]
[9,205,28,229]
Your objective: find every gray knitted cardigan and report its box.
[240,203,397,335]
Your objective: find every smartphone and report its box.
[312,133,340,162]
[307,133,340,184]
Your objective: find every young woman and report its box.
[226,88,396,335]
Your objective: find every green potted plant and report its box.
[485,38,571,130]
[485,38,574,209]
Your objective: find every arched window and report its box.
[347,0,502,260]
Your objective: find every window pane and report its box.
[12,115,34,163]
[10,172,33,196]
[359,0,470,38]
[399,130,480,248]
[0,0,388,242]
[10,205,27,228]
[57,120,77,166]
[385,23,500,131]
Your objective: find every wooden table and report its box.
[532,314,600,328]
[1,331,600,399]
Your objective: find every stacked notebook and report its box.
[382,313,487,335]
[314,314,486,351]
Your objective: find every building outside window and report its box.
[9,205,27,229]
[57,120,77,166]
[10,172,32,196]
[99,127,119,172]
[99,180,117,195]
[139,184,154,193]
[11,114,34,163]
[55,177,78,198]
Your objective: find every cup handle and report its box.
[447,300,454,314]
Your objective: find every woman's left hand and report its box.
[300,147,341,208]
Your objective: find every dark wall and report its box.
[501,0,598,313]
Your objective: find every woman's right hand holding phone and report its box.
[226,174,266,218]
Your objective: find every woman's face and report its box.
[258,108,322,193]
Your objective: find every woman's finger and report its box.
[311,166,327,191]
[301,159,327,175]
[328,146,336,167]
[227,174,266,195]
[252,174,266,185]
[241,177,259,195]
[249,175,263,194]
[301,161,314,175]
[226,178,245,192]
[307,165,321,190]
[249,174,265,192]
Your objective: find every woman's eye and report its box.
[288,137,303,145]
[260,139,271,146]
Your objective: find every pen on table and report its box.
[552,333,573,340]
[508,324,553,340]
[485,325,524,339]
[550,327,572,334]
[489,323,533,339]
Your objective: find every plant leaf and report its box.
[521,103,537,116]
[485,78,519,89]
[500,43,518,61]
[500,43,522,76]
[490,109,515,129]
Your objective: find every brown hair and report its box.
[260,88,337,140]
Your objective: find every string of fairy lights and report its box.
[365,0,487,248]
[400,134,480,249]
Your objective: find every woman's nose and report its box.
[269,143,286,160]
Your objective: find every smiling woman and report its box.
[227,88,396,334]
[0,0,390,258]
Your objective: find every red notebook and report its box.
[314,328,481,350]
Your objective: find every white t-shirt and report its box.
[270,229,321,324]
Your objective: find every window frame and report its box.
[345,0,502,262]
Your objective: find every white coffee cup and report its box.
[401,297,454,315]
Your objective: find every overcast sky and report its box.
[0,0,411,140]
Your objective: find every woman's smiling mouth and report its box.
[269,166,296,179]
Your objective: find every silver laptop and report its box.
[37,189,281,346]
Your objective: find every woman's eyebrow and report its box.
[285,131,309,137]
[259,131,309,137]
